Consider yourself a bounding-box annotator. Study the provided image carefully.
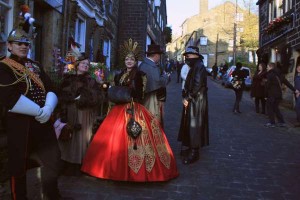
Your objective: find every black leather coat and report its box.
[178,59,209,148]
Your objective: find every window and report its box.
[229,39,234,47]
[277,0,283,17]
[106,0,113,14]
[103,40,111,68]
[285,0,292,12]
[236,13,244,22]
[0,0,12,56]
[268,0,276,22]
[75,14,86,52]
[200,36,208,46]
[237,27,244,32]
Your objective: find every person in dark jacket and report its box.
[265,62,299,127]
[250,63,267,114]
[139,44,170,126]
[212,63,218,80]
[177,46,209,165]
[294,63,300,127]
[0,7,63,199]
[231,62,247,113]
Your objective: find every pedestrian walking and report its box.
[250,62,267,114]
[139,44,170,126]
[177,46,209,165]
[294,62,300,127]
[176,61,183,83]
[81,39,178,182]
[231,62,247,113]
[212,63,218,80]
[0,5,65,199]
[264,62,299,127]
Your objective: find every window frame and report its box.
[199,36,208,46]
[0,0,13,56]
[74,14,86,52]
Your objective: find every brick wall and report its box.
[118,0,148,63]
[289,0,300,50]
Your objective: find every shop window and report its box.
[75,14,86,52]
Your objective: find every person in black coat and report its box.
[177,46,209,165]
[231,62,247,113]
[0,9,63,199]
[250,63,267,114]
[265,62,299,127]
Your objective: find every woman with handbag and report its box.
[57,55,104,175]
[81,39,179,182]
[231,62,247,113]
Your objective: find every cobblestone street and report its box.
[2,73,300,200]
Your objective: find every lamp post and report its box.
[215,33,219,65]
[233,0,237,65]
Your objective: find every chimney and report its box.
[199,0,208,15]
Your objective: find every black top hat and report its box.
[146,44,164,55]
[183,46,204,59]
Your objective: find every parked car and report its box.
[222,66,252,89]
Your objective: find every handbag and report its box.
[107,85,132,104]
[126,99,142,149]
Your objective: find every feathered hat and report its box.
[119,38,142,66]
[7,5,36,44]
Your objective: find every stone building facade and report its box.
[0,0,119,71]
[1,0,167,70]
[256,0,300,105]
[167,1,258,68]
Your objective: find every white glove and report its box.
[9,95,42,116]
[35,92,58,123]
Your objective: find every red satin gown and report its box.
[81,102,179,182]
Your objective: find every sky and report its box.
[166,0,257,36]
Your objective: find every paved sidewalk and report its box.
[210,76,299,127]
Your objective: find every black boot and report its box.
[180,147,190,157]
[182,148,199,165]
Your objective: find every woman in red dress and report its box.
[81,39,178,182]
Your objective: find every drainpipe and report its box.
[62,0,69,55]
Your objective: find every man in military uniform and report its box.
[0,8,63,200]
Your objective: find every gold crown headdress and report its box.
[119,38,142,66]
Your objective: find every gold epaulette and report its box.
[0,58,45,93]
